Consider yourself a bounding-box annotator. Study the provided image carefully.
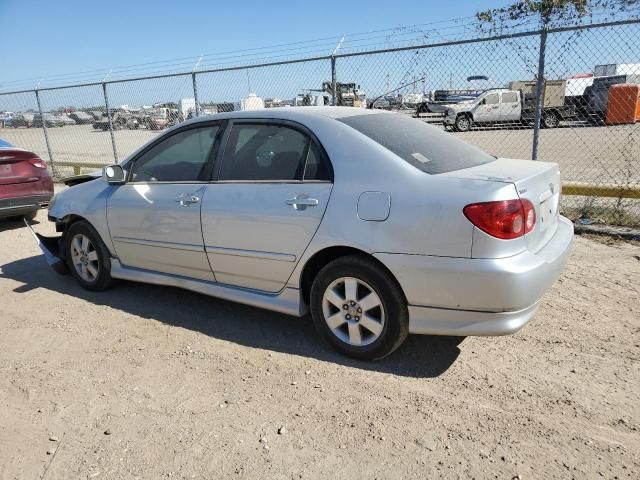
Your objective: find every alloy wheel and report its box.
[321,277,385,347]
[70,233,100,282]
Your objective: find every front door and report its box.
[201,121,333,292]
[474,92,501,122]
[107,124,221,281]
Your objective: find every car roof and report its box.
[185,106,387,126]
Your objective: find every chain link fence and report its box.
[1,19,639,226]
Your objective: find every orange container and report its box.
[606,84,640,125]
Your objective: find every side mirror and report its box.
[480,99,487,105]
[103,164,126,184]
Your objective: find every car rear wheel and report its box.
[64,221,115,291]
[542,112,559,128]
[310,255,409,360]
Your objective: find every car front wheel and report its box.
[64,221,115,291]
[310,255,409,360]
[454,114,472,132]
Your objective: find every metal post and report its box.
[102,82,118,162]
[331,56,337,106]
[192,72,200,117]
[34,89,55,173]
[531,27,548,161]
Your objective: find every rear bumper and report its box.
[0,194,51,218]
[375,215,574,336]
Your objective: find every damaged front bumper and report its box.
[23,218,68,275]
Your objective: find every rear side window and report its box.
[219,123,332,181]
[304,141,331,181]
[338,113,495,174]
[501,92,518,103]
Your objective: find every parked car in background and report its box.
[69,111,94,124]
[56,114,76,126]
[33,107,572,360]
[88,111,104,120]
[416,89,484,115]
[32,113,66,128]
[140,108,171,130]
[0,139,53,221]
[93,110,138,130]
[2,112,13,127]
[10,113,35,128]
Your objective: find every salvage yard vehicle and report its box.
[8,113,35,128]
[444,81,577,131]
[93,110,138,130]
[585,73,640,124]
[0,140,53,221]
[29,107,573,360]
[69,111,94,125]
[416,88,484,115]
[32,113,66,128]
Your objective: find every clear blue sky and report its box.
[0,0,514,86]
[1,0,634,111]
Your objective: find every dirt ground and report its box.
[0,211,638,480]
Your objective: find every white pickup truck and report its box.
[443,85,576,132]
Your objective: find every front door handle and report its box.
[175,193,200,206]
[286,195,319,211]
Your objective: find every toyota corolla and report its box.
[31,107,573,360]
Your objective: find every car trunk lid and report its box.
[0,149,42,185]
[443,158,561,253]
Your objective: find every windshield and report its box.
[338,113,495,174]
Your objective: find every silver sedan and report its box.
[35,107,573,360]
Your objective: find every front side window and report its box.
[484,93,499,105]
[130,126,219,182]
[219,124,310,181]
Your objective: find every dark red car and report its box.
[0,140,54,220]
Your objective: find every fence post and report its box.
[102,82,118,162]
[34,89,56,175]
[531,27,548,161]
[331,56,337,106]
[192,72,200,117]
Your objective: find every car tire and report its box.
[542,112,559,128]
[310,255,409,360]
[454,114,472,132]
[64,220,115,291]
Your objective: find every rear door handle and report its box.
[175,193,200,206]
[286,195,319,211]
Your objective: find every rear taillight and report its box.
[463,199,536,240]
[28,158,47,169]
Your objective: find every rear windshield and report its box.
[338,113,495,174]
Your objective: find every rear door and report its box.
[201,120,333,293]
[106,123,222,281]
[499,91,521,121]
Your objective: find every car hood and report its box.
[61,171,101,186]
